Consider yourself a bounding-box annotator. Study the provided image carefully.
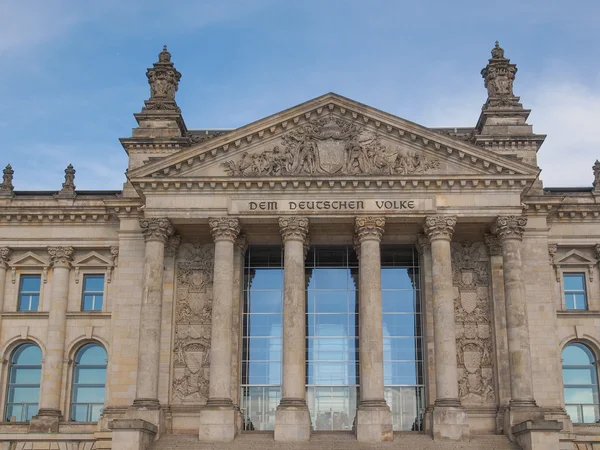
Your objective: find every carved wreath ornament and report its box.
[222,115,440,177]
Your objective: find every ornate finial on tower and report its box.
[56,164,76,198]
[480,41,520,109]
[593,160,600,192]
[0,164,14,195]
[143,44,182,112]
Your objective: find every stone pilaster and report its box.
[231,234,247,433]
[0,248,11,310]
[198,217,241,442]
[492,216,543,432]
[423,216,469,441]
[354,216,392,442]
[30,246,74,432]
[132,218,173,416]
[484,233,512,433]
[275,217,311,441]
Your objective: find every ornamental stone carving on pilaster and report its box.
[548,244,558,264]
[139,218,174,243]
[0,248,11,269]
[208,217,240,242]
[165,234,182,258]
[423,216,457,241]
[279,217,309,243]
[492,216,527,241]
[451,241,495,405]
[355,216,385,242]
[172,243,215,404]
[416,234,430,254]
[47,246,74,268]
[484,233,502,257]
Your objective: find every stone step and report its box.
[150,432,520,450]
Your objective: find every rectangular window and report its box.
[564,273,587,310]
[81,275,104,311]
[18,275,41,311]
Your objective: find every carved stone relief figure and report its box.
[452,241,496,405]
[172,243,214,403]
[222,115,440,177]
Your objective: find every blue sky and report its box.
[1,0,599,190]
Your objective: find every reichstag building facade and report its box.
[0,43,599,450]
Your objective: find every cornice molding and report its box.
[127,94,539,181]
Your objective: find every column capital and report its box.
[416,234,430,253]
[0,247,12,269]
[279,217,309,243]
[484,233,502,256]
[209,217,240,242]
[139,217,173,243]
[47,246,74,268]
[235,233,248,251]
[165,234,181,257]
[423,215,457,242]
[355,216,385,242]
[492,215,527,241]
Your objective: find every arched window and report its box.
[5,343,42,422]
[562,343,600,423]
[70,344,107,422]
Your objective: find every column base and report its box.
[431,400,469,441]
[198,402,240,442]
[274,399,311,441]
[109,419,157,450]
[354,401,393,442]
[126,399,164,435]
[512,420,563,450]
[503,400,543,440]
[29,409,62,433]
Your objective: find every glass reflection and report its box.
[562,343,600,423]
[5,343,42,422]
[382,247,424,431]
[305,246,359,430]
[241,247,284,431]
[70,343,107,422]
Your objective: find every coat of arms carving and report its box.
[221,115,440,176]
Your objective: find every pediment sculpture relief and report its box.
[221,115,440,176]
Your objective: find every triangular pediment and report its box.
[128,93,538,185]
[555,249,597,266]
[10,251,49,267]
[73,251,113,268]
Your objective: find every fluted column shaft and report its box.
[279,217,309,404]
[134,218,173,407]
[493,216,536,405]
[355,217,386,407]
[424,216,460,405]
[38,246,74,415]
[207,217,240,406]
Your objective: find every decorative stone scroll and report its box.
[279,217,309,243]
[172,243,215,404]
[452,241,495,405]
[139,217,173,243]
[492,215,527,241]
[355,216,385,242]
[423,215,457,241]
[221,115,440,177]
[47,246,74,267]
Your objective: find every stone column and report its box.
[30,246,74,432]
[275,217,311,441]
[423,216,468,441]
[199,217,241,442]
[492,216,542,429]
[133,218,173,413]
[0,248,11,312]
[354,216,392,442]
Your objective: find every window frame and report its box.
[561,271,589,311]
[80,274,106,312]
[4,342,42,423]
[561,342,600,424]
[17,274,42,312]
[69,343,107,423]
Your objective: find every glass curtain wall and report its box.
[305,246,359,431]
[382,246,424,431]
[241,246,283,431]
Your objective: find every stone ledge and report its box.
[513,419,563,435]
[109,419,157,434]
